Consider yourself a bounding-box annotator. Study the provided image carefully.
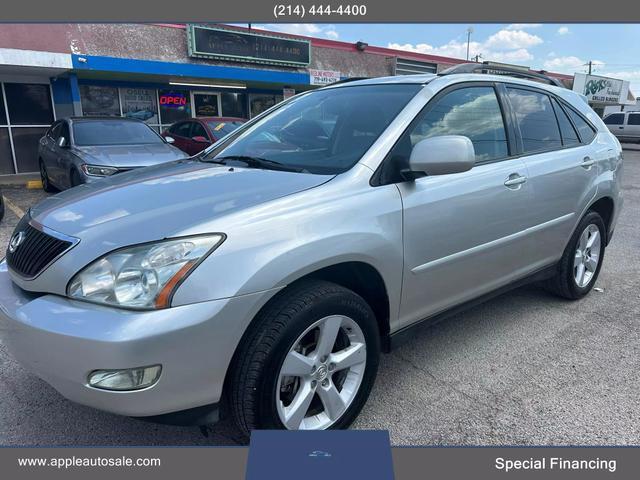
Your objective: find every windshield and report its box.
[73,120,164,146]
[203,84,421,174]
[206,120,245,137]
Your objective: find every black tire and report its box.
[0,194,4,222]
[545,211,606,300]
[228,279,380,437]
[39,159,57,193]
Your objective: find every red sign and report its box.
[159,93,187,107]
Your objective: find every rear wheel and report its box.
[228,280,380,436]
[545,211,606,299]
[39,159,57,193]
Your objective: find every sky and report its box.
[247,23,640,94]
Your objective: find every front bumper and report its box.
[0,261,278,419]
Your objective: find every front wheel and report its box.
[545,211,606,299]
[39,159,57,193]
[228,280,380,436]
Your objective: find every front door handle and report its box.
[504,174,527,189]
[581,157,595,169]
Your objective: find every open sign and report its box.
[159,93,187,107]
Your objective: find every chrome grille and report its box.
[6,217,76,279]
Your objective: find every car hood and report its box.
[30,159,334,240]
[72,143,187,167]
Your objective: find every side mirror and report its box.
[57,136,68,148]
[191,136,211,144]
[164,136,175,144]
[408,135,475,176]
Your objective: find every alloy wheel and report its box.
[276,315,367,430]
[574,224,601,288]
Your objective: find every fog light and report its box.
[88,365,161,391]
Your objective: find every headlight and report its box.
[68,234,224,309]
[81,164,119,177]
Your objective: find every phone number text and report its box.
[273,4,367,19]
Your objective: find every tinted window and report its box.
[4,83,54,125]
[604,113,624,125]
[508,88,561,153]
[398,86,508,163]
[566,108,596,143]
[206,120,245,138]
[628,113,640,125]
[48,122,62,139]
[171,122,193,138]
[206,85,421,175]
[73,120,163,146]
[191,122,208,138]
[551,99,580,146]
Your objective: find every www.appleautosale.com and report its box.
[495,457,617,473]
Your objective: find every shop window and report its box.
[221,93,248,119]
[0,90,7,125]
[79,85,120,117]
[11,127,47,173]
[0,128,14,174]
[159,90,191,125]
[121,88,158,124]
[194,93,219,117]
[250,94,283,118]
[4,83,54,125]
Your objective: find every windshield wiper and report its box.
[212,155,304,173]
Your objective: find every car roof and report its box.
[66,116,145,123]
[197,116,246,122]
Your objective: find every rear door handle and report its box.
[581,157,595,169]
[504,174,527,189]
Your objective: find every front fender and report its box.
[171,173,404,324]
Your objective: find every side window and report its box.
[507,88,561,153]
[566,107,597,144]
[628,113,640,126]
[48,122,62,140]
[391,86,508,164]
[603,113,624,125]
[172,122,192,138]
[191,122,208,139]
[551,98,580,146]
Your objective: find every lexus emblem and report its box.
[8,231,26,253]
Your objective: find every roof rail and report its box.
[439,62,565,88]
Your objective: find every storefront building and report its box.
[0,23,574,176]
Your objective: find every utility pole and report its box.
[466,27,474,61]
[472,53,482,63]
[587,60,592,74]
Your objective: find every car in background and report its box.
[603,111,640,142]
[162,117,246,156]
[38,117,188,191]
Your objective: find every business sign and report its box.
[187,25,310,67]
[159,92,188,107]
[572,73,631,105]
[309,69,341,86]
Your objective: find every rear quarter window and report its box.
[565,107,597,144]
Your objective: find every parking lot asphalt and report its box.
[1,147,639,446]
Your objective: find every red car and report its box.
[162,117,246,156]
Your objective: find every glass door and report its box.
[192,92,221,117]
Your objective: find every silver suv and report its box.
[0,68,624,436]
